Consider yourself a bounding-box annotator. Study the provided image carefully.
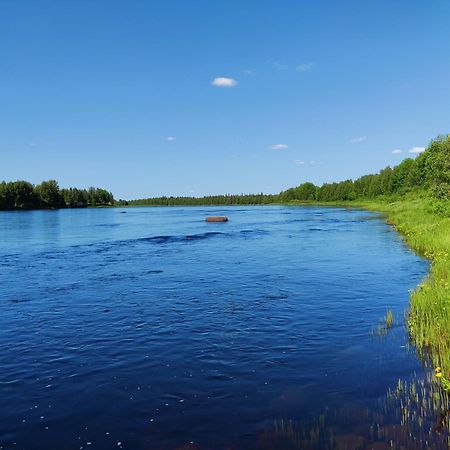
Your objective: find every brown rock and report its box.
[205,216,229,222]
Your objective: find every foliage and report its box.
[117,193,278,207]
[0,180,114,210]
[0,180,38,209]
[124,135,449,207]
[34,180,64,208]
[279,135,450,204]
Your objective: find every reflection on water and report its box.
[263,370,450,450]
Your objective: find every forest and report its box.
[279,135,449,204]
[116,193,277,207]
[0,180,114,210]
[122,135,449,207]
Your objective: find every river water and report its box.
[0,206,438,449]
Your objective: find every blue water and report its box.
[0,206,429,449]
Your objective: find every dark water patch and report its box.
[263,293,290,301]
[185,231,225,241]
[92,268,164,283]
[46,283,81,293]
[135,231,226,244]
[263,372,450,450]
[9,297,31,304]
[284,218,311,223]
[93,223,121,228]
[239,229,269,237]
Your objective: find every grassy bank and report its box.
[355,198,450,374]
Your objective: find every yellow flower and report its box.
[435,367,443,378]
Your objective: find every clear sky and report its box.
[1,1,450,199]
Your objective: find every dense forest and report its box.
[279,135,450,203]
[0,180,114,210]
[116,193,277,207]
[121,135,449,207]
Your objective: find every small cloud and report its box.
[166,136,175,141]
[294,160,320,166]
[271,61,289,71]
[269,143,289,150]
[409,146,425,154]
[243,69,254,76]
[350,136,367,143]
[296,62,314,72]
[212,77,237,88]
[392,149,403,154]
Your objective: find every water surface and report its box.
[0,206,430,449]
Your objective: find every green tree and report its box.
[34,180,64,208]
[426,136,450,199]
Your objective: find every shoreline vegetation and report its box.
[116,134,449,210]
[2,135,449,386]
[0,179,114,210]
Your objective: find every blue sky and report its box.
[1,1,449,199]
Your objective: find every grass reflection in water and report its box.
[262,371,450,450]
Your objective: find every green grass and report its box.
[385,309,394,329]
[371,309,395,336]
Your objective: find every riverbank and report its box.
[358,198,450,376]
[291,196,450,380]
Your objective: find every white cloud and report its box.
[350,136,367,143]
[294,160,321,166]
[409,146,425,154]
[166,136,175,141]
[271,61,289,71]
[269,143,289,150]
[212,77,237,87]
[392,149,403,154]
[296,62,314,72]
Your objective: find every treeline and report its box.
[280,135,450,203]
[0,180,114,210]
[121,135,449,207]
[3,135,448,210]
[117,193,277,206]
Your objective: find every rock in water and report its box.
[205,216,228,222]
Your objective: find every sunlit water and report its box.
[0,206,434,449]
